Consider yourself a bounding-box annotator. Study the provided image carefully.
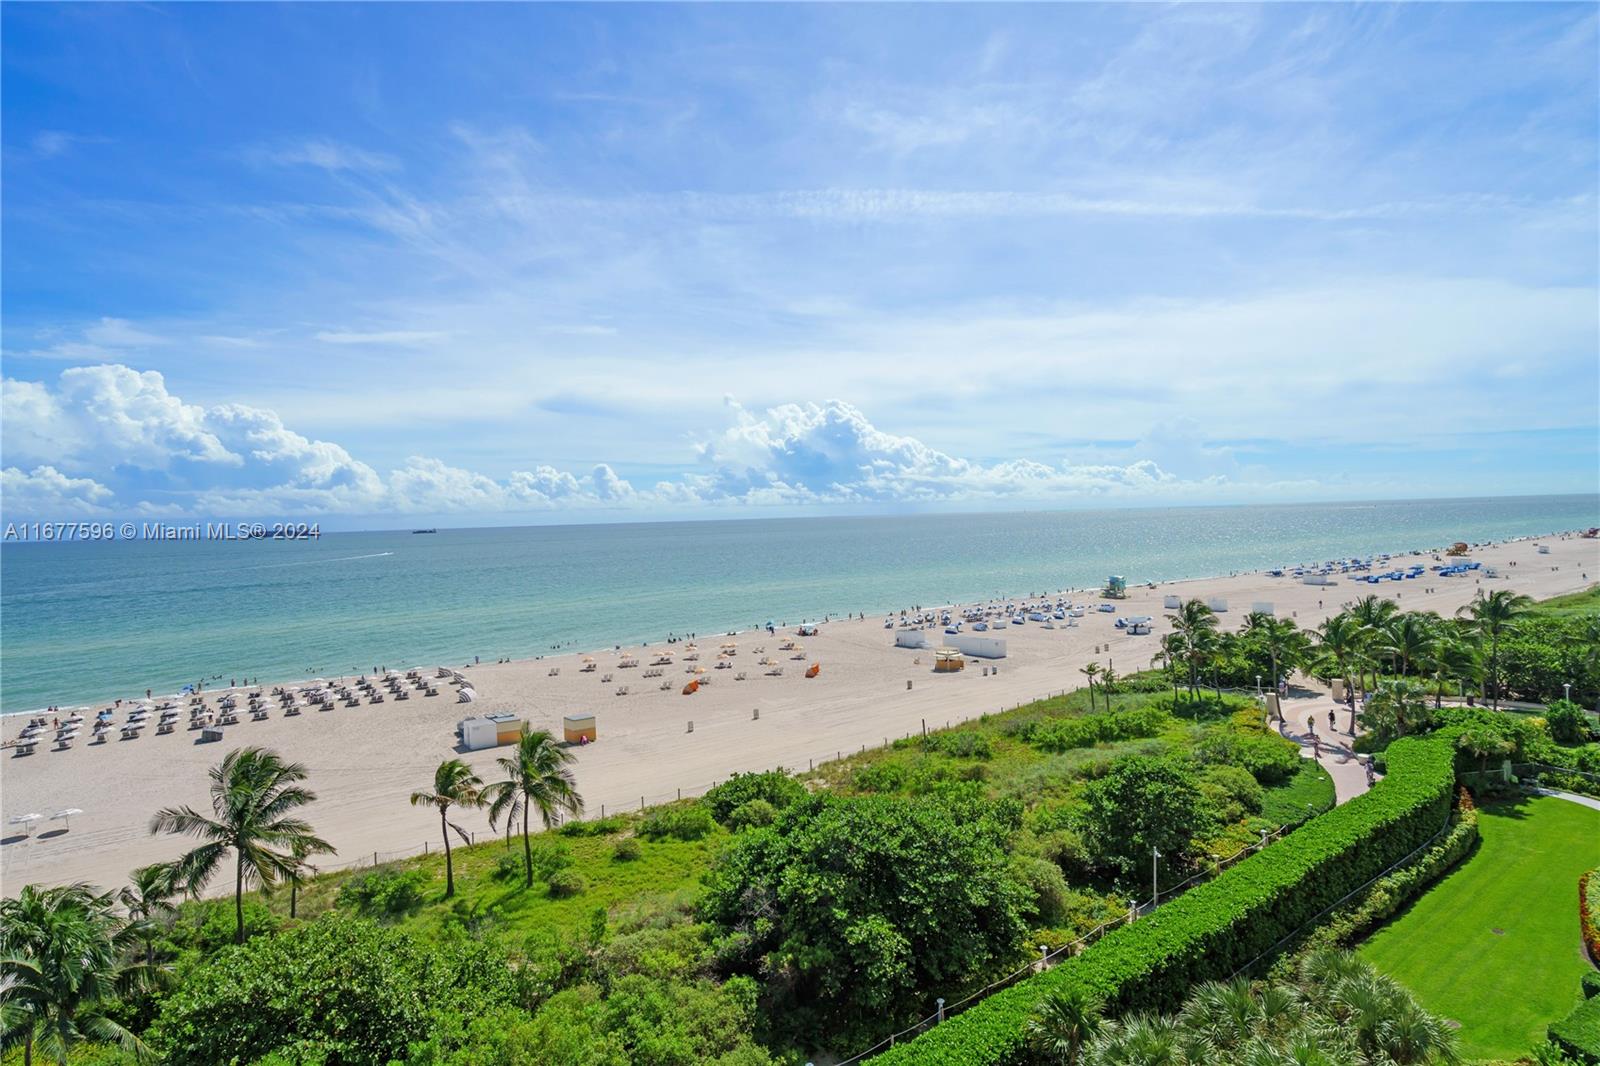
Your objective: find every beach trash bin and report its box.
[563,714,597,744]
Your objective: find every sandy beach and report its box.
[4,532,1595,896]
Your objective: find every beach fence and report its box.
[310,683,1285,878]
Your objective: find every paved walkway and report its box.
[1532,787,1600,812]
[1271,688,1375,804]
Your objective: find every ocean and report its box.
[2,495,1595,715]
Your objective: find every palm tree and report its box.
[483,728,583,887]
[1364,679,1431,742]
[1245,613,1309,694]
[117,864,177,968]
[1099,665,1120,701]
[1153,634,1184,701]
[410,758,484,898]
[1029,985,1103,1065]
[0,883,149,1065]
[1079,662,1101,712]
[148,747,333,944]
[1167,599,1219,699]
[1317,612,1364,716]
[1458,590,1533,710]
[1423,636,1479,710]
[1378,612,1438,678]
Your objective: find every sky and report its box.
[2,3,1597,527]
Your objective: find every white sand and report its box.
[4,533,1595,896]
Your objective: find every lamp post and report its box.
[1151,846,1161,908]
[936,997,945,1023]
[1564,682,1572,703]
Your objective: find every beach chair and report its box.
[616,686,629,696]
[395,690,409,700]
[736,672,747,681]
[158,721,175,734]
[15,741,36,756]
[660,680,672,691]
[601,673,613,683]
[370,693,384,704]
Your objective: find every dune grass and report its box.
[1359,794,1600,1061]
[1529,583,1600,616]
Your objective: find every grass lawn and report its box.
[1359,794,1600,1062]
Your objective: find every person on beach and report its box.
[1328,710,1336,733]
[1307,716,1316,737]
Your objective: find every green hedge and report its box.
[1549,994,1600,1063]
[869,735,1457,1065]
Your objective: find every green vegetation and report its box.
[1549,995,1600,1063]
[1359,794,1600,1061]
[873,734,1458,1065]
[1063,949,1459,1065]
[1528,584,1600,617]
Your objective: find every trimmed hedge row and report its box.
[869,735,1457,1065]
[1549,994,1600,1063]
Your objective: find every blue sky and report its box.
[2,3,1596,526]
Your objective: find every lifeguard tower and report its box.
[1104,575,1128,599]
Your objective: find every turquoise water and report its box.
[2,495,1595,714]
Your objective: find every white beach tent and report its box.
[50,808,83,831]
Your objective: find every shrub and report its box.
[1583,970,1600,1000]
[852,760,909,793]
[1077,755,1209,879]
[1549,700,1595,745]
[1549,995,1600,1063]
[639,802,717,841]
[700,792,1030,1047]
[149,913,518,1065]
[922,730,995,760]
[1021,707,1171,754]
[703,769,807,824]
[548,869,588,899]
[492,851,523,882]
[559,814,629,837]
[612,836,642,862]
[529,838,576,882]
[1011,856,1071,928]
[870,735,1458,1065]
[1199,764,1265,824]
[726,798,778,832]
[337,867,429,921]
[1196,730,1302,785]
[171,897,281,953]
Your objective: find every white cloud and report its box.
[1,366,1294,519]
[257,140,399,173]
[1,466,114,514]
[314,330,449,346]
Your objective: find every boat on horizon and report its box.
[412,528,438,534]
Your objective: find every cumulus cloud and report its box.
[1,365,1276,519]
[1,466,114,514]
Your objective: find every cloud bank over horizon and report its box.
[2,4,1595,523]
[4,365,1312,521]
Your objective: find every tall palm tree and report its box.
[410,758,484,898]
[0,883,149,1065]
[1245,614,1310,694]
[1080,662,1101,712]
[148,747,333,944]
[1029,985,1103,1065]
[1378,612,1438,678]
[1153,634,1184,700]
[1166,599,1218,699]
[1457,590,1533,710]
[1422,636,1479,709]
[117,864,177,968]
[483,728,583,887]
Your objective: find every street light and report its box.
[1152,846,1161,908]
[1565,682,1572,703]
